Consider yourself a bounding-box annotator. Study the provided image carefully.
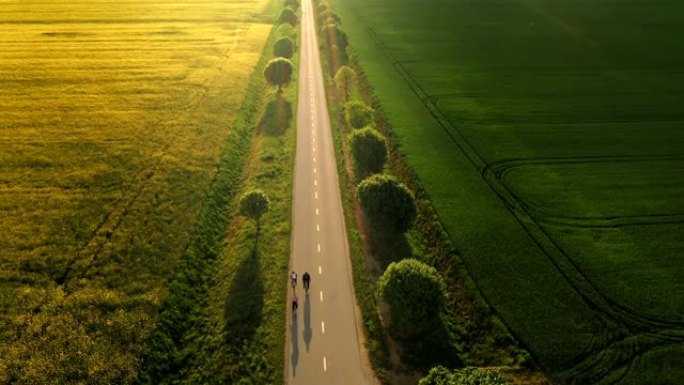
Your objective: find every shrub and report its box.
[239,190,270,229]
[263,58,294,91]
[349,128,387,176]
[344,100,373,129]
[278,7,298,26]
[273,36,295,58]
[320,23,348,51]
[377,259,447,336]
[277,23,295,39]
[357,174,416,233]
[419,366,509,385]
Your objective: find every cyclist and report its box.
[302,272,311,292]
[290,271,297,289]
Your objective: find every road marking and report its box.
[319,265,322,274]
[313,167,316,174]
[317,243,321,252]
[313,156,316,162]
[315,191,318,200]
[320,290,323,302]
[314,179,317,186]
[323,356,327,372]
[321,321,325,334]
[316,224,320,232]
[316,208,319,215]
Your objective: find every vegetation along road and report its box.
[286,0,374,383]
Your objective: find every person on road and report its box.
[292,294,298,314]
[302,271,311,292]
[290,271,297,289]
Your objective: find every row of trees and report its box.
[316,1,509,384]
[239,0,302,229]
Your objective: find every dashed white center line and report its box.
[321,321,325,334]
[313,156,316,162]
[316,224,320,232]
[315,191,318,200]
[318,265,322,274]
[320,290,324,302]
[314,179,317,186]
[313,167,317,174]
[316,208,319,216]
[323,356,327,372]
[317,244,321,252]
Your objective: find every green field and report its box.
[331,0,684,382]
[0,0,272,382]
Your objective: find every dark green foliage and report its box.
[419,366,509,385]
[273,36,295,58]
[344,100,373,128]
[318,9,341,26]
[349,127,387,176]
[263,57,294,91]
[278,7,298,26]
[334,65,356,101]
[357,174,416,233]
[377,259,446,336]
[284,0,299,10]
[320,22,348,50]
[239,190,270,229]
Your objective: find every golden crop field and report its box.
[0,0,272,382]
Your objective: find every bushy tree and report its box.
[334,65,356,101]
[277,23,295,39]
[321,23,348,51]
[344,100,373,129]
[239,190,270,229]
[273,36,295,58]
[419,366,509,385]
[350,128,387,176]
[377,259,446,336]
[278,7,298,26]
[318,10,341,26]
[357,174,416,233]
[263,58,294,91]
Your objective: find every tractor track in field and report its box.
[345,4,684,384]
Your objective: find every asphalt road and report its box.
[285,0,373,384]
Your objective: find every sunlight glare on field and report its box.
[0,0,272,383]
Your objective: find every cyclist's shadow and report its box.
[304,292,312,351]
[291,310,299,376]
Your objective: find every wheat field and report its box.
[0,0,272,382]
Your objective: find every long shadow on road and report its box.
[223,238,264,346]
[304,292,312,352]
[291,312,299,376]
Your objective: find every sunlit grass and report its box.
[0,0,273,383]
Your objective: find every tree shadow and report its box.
[368,226,413,270]
[291,311,299,376]
[257,93,292,136]
[303,292,312,352]
[223,241,264,346]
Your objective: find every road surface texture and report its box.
[285,0,374,384]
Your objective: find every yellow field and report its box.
[0,0,272,382]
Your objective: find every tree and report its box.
[334,65,356,101]
[419,366,509,385]
[357,174,416,233]
[344,100,373,129]
[377,259,447,336]
[277,23,295,39]
[278,7,298,26]
[263,58,294,92]
[321,23,348,51]
[349,128,387,176]
[239,190,270,230]
[273,36,295,58]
